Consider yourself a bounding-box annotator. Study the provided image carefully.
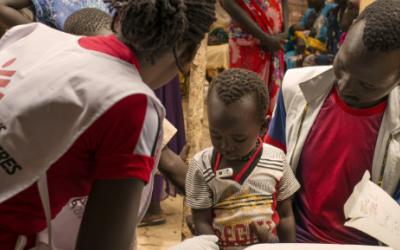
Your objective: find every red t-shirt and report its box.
[295,87,386,244]
[0,35,160,249]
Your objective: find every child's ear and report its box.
[260,115,271,137]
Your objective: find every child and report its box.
[186,68,300,249]
[0,0,217,249]
[0,0,110,31]
[63,7,112,36]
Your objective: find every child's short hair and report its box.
[359,0,400,52]
[63,8,112,36]
[209,68,268,123]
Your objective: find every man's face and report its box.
[333,20,400,108]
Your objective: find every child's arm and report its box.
[158,146,189,194]
[186,155,215,236]
[0,0,32,29]
[276,156,301,242]
[219,0,283,52]
[277,197,296,242]
[192,208,215,235]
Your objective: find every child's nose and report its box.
[220,139,234,151]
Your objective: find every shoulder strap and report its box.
[37,174,53,250]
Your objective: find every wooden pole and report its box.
[182,36,208,240]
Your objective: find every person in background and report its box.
[284,0,338,68]
[0,0,217,249]
[186,69,300,249]
[337,0,359,45]
[266,0,400,244]
[219,0,288,117]
[0,0,110,31]
[63,7,112,36]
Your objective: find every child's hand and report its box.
[250,221,279,243]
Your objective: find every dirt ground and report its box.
[137,197,184,249]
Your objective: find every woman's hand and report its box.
[260,34,286,53]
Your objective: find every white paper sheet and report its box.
[344,171,400,250]
[161,119,177,149]
[245,243,393,250]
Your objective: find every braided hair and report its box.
[209,69,269,123]
[358,0,400,52]
[111,0,216,59]
[64,8,112,36]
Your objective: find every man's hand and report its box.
[250,221,279,243]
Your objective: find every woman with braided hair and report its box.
[0,0,217,250]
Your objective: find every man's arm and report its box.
[0,0,32,29]
[192,208,215,235]
[277,197,296,242]
[76,179,144,250]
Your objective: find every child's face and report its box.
[208,91,263,161]
[333,20,400,108]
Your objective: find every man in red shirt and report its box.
[266,0,400,244]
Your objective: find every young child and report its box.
[63,7,112,36]
[186,68,300,249]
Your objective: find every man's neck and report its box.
[336,87,386,109]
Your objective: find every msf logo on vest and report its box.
[0,58,22,175]
[0,58,16,132]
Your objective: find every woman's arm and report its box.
[277,197,296,242]
[282,0,289,32]
[76,179,144,250]
[158,146,189,194]
[0,0,32,29]
[219,0,283,52]
[192,208,215,235]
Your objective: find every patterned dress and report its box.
[229,0,285,116]
[31,0,110,30]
